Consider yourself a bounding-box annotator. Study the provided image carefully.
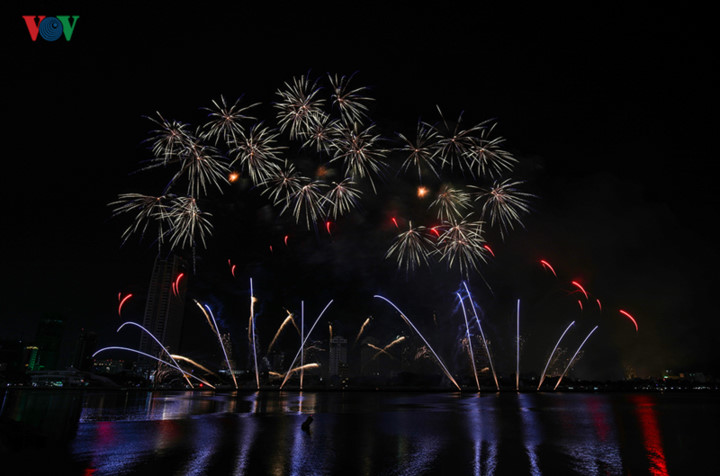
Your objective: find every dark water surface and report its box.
[1,389,717,475]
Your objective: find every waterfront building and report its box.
[138,254,188,367]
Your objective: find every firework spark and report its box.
[170,354,219,377]
[280,300,334,389]
[145,112,193,164]
[301,111,339,154]
[465,122,518,179]
[261,160,305,209]
[374,294,461,391]
[472,179,533,240]
[118,293,133,317]
[165,139,230,198]
[275,74,325,140]
[540,259,557,277]
[268,311,300,354]
[554,325,600,390]
[117,321,193,388]
[109,193,169,246]
[328,72,373,124]
[193,300,238,389]
[462,282,500,391]
[571,281,589,300]
[430,184,472,222]
[288,178,329,229]
[230,122,284,186]
[435,216,489,275]
[396,121,440,181]
[325,178,362,219]
[457,293,480,391]
[385,221,434,273]
[619,309,639,332]
[329,122,388,193]
[354,317,372,346]
[166,196,213,250]
[431,107,483,173]
[93,347,216,388]
[537,321,575,390]
[200,95,259,145]
[367,342,394,360]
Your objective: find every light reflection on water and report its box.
[2,390,717,475]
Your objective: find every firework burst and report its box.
[434,215,489,275]
[324,177,362,219]
[167,140,230,198]
[230,122,284,186]
[329,122,388,192]
[327,72,373,124]
[109,193,169,246]
[166,196,213,250]
[431,107,483,174]
[301,111,339,155]
[396,121,440,181]
[288,178,329,229]
[465,122,518,179]
[274,74,325,140]
[385,221,435,272]
[471,178,533,239]
[145,112,194,165]
[200,95,259,145]
[261,160,305,208]
[430,184,472,222]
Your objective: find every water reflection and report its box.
[466,394,498,476]
[517,393,541,476]
[631,394,669,476]
[3,389,716,475]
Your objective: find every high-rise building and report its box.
[138,254,188,366]
[328,335,348,377]
[25,345,39,371]
[35,317,66,370]
[72,328,97,371]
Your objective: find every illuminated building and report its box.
[25,345,39,371]
[328,335,348,377]
[138,255,188,366]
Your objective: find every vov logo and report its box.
[22,16,80,42]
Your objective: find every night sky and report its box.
[3,3,716,380]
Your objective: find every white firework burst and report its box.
[109,193,170,245]
[471,179,534,239]
[168,140,230,198]
[301,111,339,155]
[230,123,285,186]
[431,107,484,174]
[429,184,472,222]
[274,74,325,140]
[396,121,440,181]
[329,122,388,192]
[145,113,194,165]
[200,95,259,145]
[434,215,489,275]
[327,73,373,124]
[166,196,214,250]
[261,160,305,209]
[324,177,362,219]
[385,221,434,273]
[465,122,518,179]
[288,178,329,229]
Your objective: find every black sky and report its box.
[2,2,717,378]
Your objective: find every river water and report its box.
[1,389,717,475]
